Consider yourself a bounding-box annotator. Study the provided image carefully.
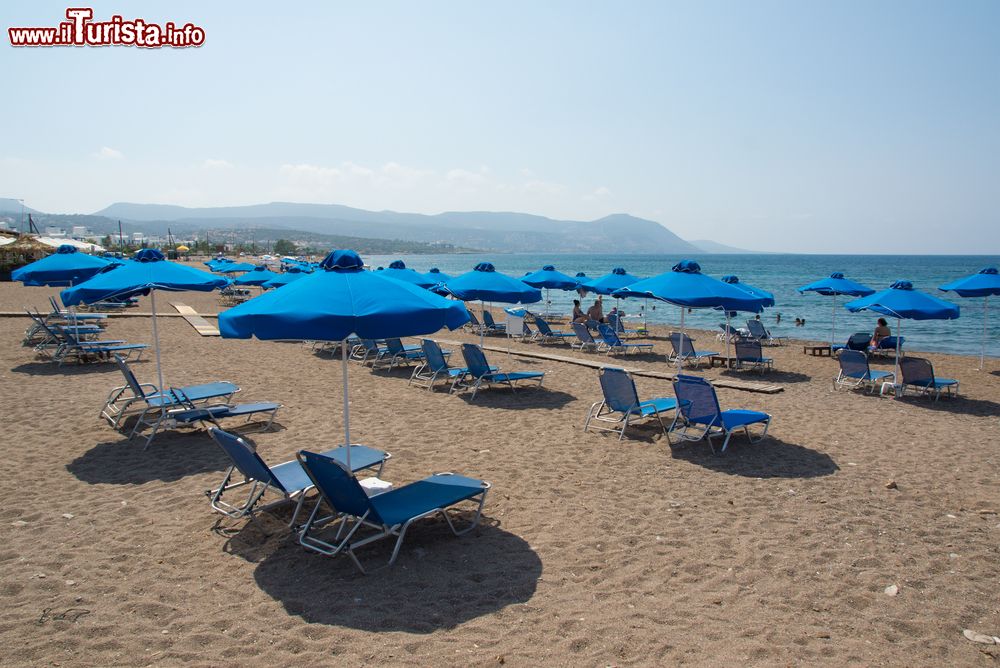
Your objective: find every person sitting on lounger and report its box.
[587,297,605,324]
[871,318,891,347]
[572,299,588,323]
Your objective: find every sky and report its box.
[2,1,999,253]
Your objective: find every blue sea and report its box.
[364,253,1000,359]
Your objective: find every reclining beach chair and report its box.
[607,312,641,339]
[24,310,103,349]
[375,338,427,370]
[870,336,905,359]
[481,310,506,334]
[296,449,489,573]
[206,428,389,528]
[48,296,108,324]
[409,339,478,391]
[584,367,683,441]
[532,317,574,344]
[833,350,894,394]
[669,374,771,455]
[667,332,717,367]
[465,311,486,335]
[459,343,545,400]
[349,339,392,365]
[898,357,959,400]
[717,323,744,343]
[832,332,873,355]
[101,355,239,429]
[571,322,600,352]
[734,340,774,373]
[53,325,148,366]
[746,319,786,346]
[598,324,654,355]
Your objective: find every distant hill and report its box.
[93,202,724,254]
[0,198,40,216]
[690,239,767,254]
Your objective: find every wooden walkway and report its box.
[433,338,784,394]
[170,302,220,336]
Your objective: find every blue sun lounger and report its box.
[206,428,389,528]
[409,339,483,391]
[532,317,574,344]
[668,374,771,455]
[584,367,683,441]
[834,350,895,393]
[481,310,506,334]
[571,322,600,352]
[375,338,428,370]
[870,336,905,359]
[832,332,873,355]
[746,319,786,346]
[101,355,240,429]
[734,340,774,373]
[667,332,717,368]
[459,343,545,399]
[899,357,959,400]
[297,449,490,573]
[598,324,654,355]
[607,312,641,339]
[54,325,148,366]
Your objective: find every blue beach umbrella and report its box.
[614,260,768,369]
[582,267,640,296]
[845,280,960,390]
[424,267,452,283]
[378,260,436,288]
[62,248,229,393]
[798,272,875,351]
[522,265,579,316]
[940,267,1000,369]
[446,262,542,345]
[233,265,283,287]
[220,249,470,467]
[217,262,257,274]
[262,265,309,289]
[721,275,775,308]
[12,244,120,286]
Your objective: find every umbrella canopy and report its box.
[721,275,775,308]
[205,257,234,269]
[12,244,120,286]
[444,263,542,304]
[233,265,284,286]
[798,272,875,351]
[62,249,229,392]
[377,260,436,288]
[846,280,960,391]
[175,245,190,252]
[262,265,309,289]
[217,262,256,274]
[940,267,1000,369]
[521,265,579,291]
[845,280,960,321]
[581,267,640,296]
[424,267,452,283]
[219,249,470,467]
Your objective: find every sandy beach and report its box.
[2,282,999,666]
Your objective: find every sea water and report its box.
[364,253,1000,359]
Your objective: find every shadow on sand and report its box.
[242,516,541,632]
[10,360,143,376]
[720,369,812,384]
[669,435,839,479]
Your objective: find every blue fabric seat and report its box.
[532,317,574,343]
[834,350,894,393]
[668,374,771,455]
[297,449,489,573]
[207,428,388,528]
[459,343,545,399]
[831,332,872,354]
[667,332,715,367]
[734,340,773,373]
[584,367,683,441]
[409,339,483,391]
[571,322,600,352]
[899,356,959,400]
[598,324,654,355]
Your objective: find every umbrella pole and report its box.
[982,296,988,371]
[892,318,902,397]
[480,300,485,347]
[677,306,685,374]
[830,295,836,351]
[725,311,732,368]
[150,288,165,392]
[342,338,351,469]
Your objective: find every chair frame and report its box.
[834,350,895,394]
[668,374,771,455]
[584,367,681,441]
[459,343,545,399]
[898,356,959,401]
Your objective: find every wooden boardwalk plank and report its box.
[170,302,220,336]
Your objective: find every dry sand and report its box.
[1,283,999,666]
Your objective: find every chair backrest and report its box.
[468,311,481,327]
[572,321,594,343]
[49,296,61,313]
[878,336,904,350]
[420,339,449,372]
[838,350,871,379]
[114,354,148,396]
[482,311,497,327]
[900,356,934,385]
[668,332,695,356]
[735,340,763,361]
[598,323,622,346]
[534,317,554,335]
[598,367,640,413]
[672,374,723,426]
[846,332,871,351]
[209,428,283,491]
[360,339,380,353]
[297,450,381,523]
[385,338,405,354]
[522,320,533,336]
[57,325,81,345]
[461,343,492,377]
[746,319,767,339]
[607,312,623,332]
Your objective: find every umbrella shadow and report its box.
[247,516,542,632]
[720,369,811,384]
[455,388,576,410]
[895,395,1000,418]
[67,431,230,485]
[669,435,839,479]
[9,360,144,376]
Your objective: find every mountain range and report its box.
[0,198,761,254]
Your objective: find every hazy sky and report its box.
[3,1,998,253]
